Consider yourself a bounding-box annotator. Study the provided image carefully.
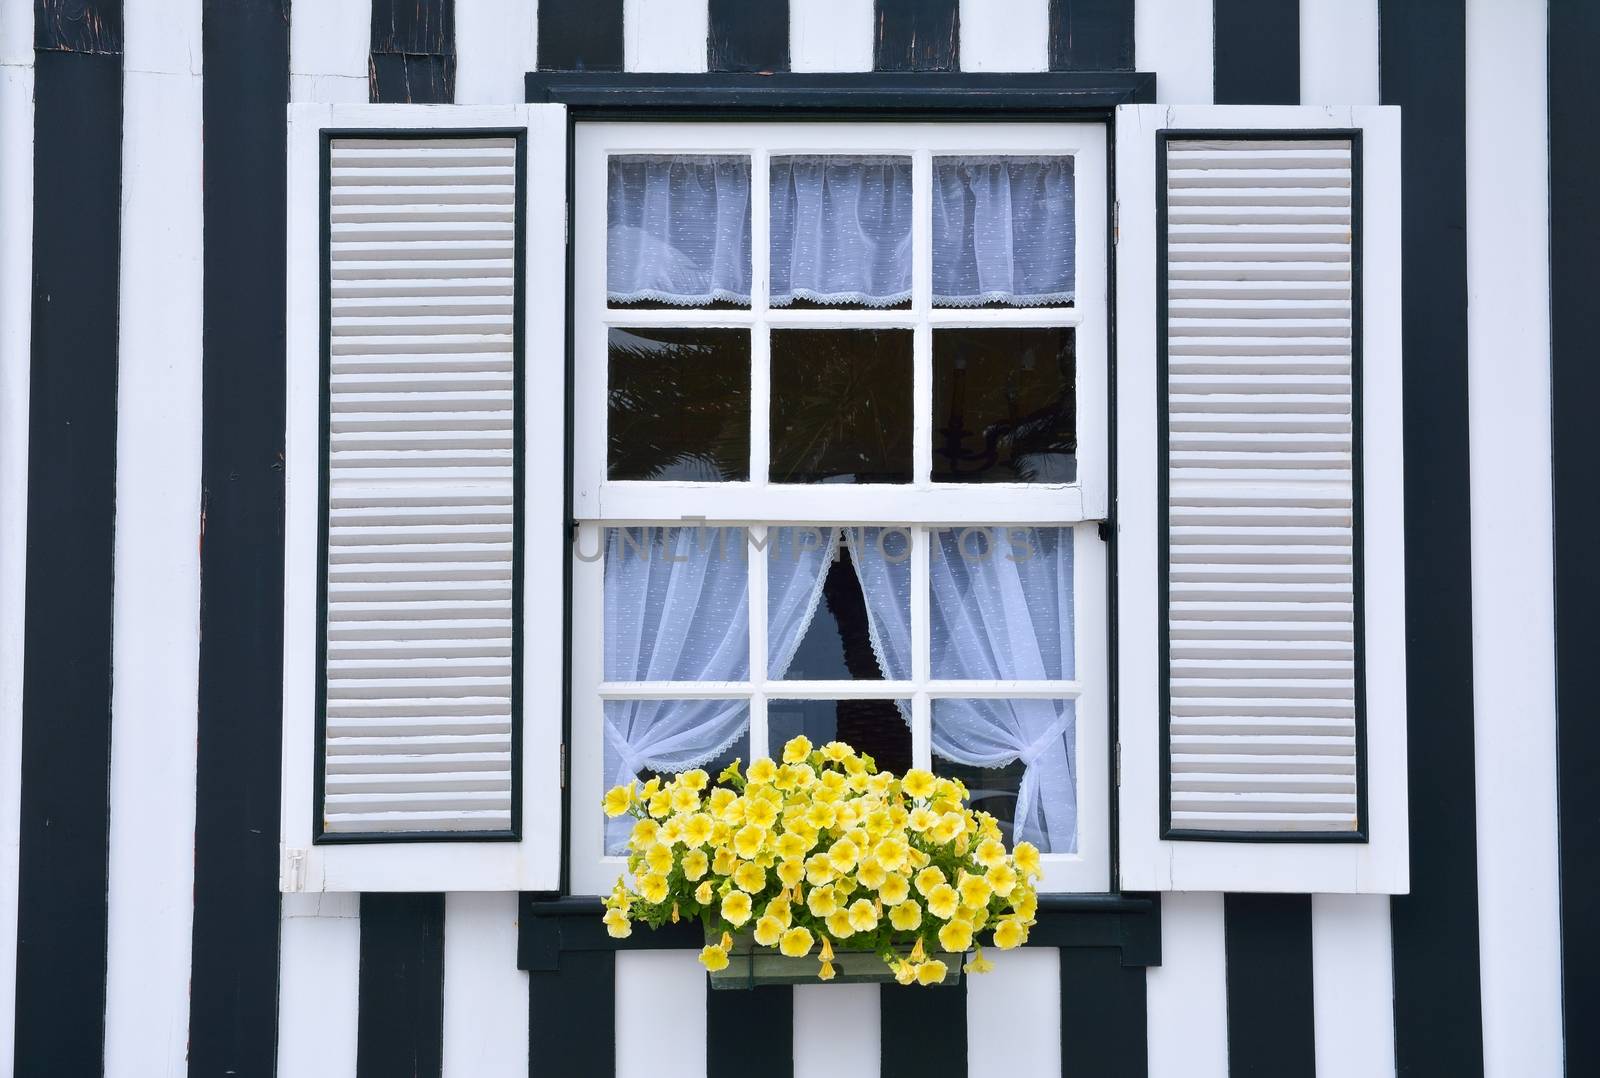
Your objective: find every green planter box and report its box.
[707,931,965,990]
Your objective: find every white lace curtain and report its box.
[606,154,1074,307]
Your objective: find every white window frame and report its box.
[568,121,1111,895]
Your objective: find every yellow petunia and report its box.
[682,849,710,881]
[985,862,1018,897]
[747,758,778,785]
[779,927,814,958]
[775,831,808,862]
[966,947,995,974]
[847,898,879,933]
[914,866,947,897]
[733,861,766,893]
[753,915,784,947]
[670,785,699,813]
[889,899,922,931]
[1013,841,1042,878]
[826,838,860,874]
[993,917,1028,950]
[826,910,855,939]
[805,801,837,831]
[929,813,962,845]
[907,806,938,833]
[659,816,686,846]
[765,897,792,926]
[639,873,669,904]
[1011,888,1038,920]
[938,920,973,954]
[817,960,836,981]
[916,960,948,985]
[791,763,817,789]
[712,848,737,876]
[699,944,729,972]
[694,880,714,905]
[782,735,813,764]
[958,873,993,909]
[630,818,660,848]
[721,890,753,927]
[804,853,835,887]
[602,784,635,817]
[745,796,778,829]
[893,959,917,985]
[682,813,715,848]
[680,768,709,792]
[603,908,632,939]
[873,836,908,872]
[822,741,850,762]
[733,824,766,860]
[975,838,1007,869]
[879,873,910,905]
[807,884,839,918]
[648,791,672,819]
[855,858,888,890]
[645,843,674,875]
[926,883,960,920]
[708,787,737,818]
[901,768,937,800]
[777,859,805,888]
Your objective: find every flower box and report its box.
[707,931,964,990]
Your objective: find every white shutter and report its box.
[1115,105,1408,893]
[283,104,567,891]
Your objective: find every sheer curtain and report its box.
[607,155,752,306]
[769,156,914,307]
[932,156,1075,307]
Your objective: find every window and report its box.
[569,122,1109,894]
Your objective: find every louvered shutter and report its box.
[1115,105,1409,894]
[282,105,566,892]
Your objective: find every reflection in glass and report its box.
[933,698,1076,853]
[770,329,913,484]
[933,328,1076,484]
[603,703,749,854]
[607,155,752,308]
[608,328,749,481]
[769,156,913,309]
[770,699,911,776]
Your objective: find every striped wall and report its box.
[0,1,1577,1076]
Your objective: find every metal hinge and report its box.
[1113,200,1120,246]
[560,743,567,789]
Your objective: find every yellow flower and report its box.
[893,959,916,985]
[630,818,660,848]
[826,838,859,874]
[985,863,1017,897]
[914,866,947,897]
[791,763,817,788]
[718,758,743,784]
[820,936,834,961]
[682,848,709,881]
[720,797,747,826]
[712,848,737,876]
[864,809,893,838]
[910,938,926,963]
[873,836,908,872]
[901,769,937,799]
[847,898,879,933]
[782,735,813,763]
[775,832,807,862]
[822,741,849,762]
[789,822,819,852]
[680,768,709,792]
[683,813,715,848]
[779,927,814,958]
[766,897,792,926]
[774,765,799,791]
[753,915,784,947]
[694,880,714,905]
[929,813,962,845]
[603,783,635,817]
[639,873,669,904]
[916,960,948,985]
[805,801,837,831]
[603,908,632,939]
[826,910,855,939]
[645,843,674,875]
[1013,841,1041,878]
[938,920,973,953]
[856,858,887,890]
[889,900,922,931]
[1012,888,1038,920]
[804,853,835,886]
[699,944,729,972]
[993,917,1028,950]
[926,883,959,920]
[975,838,1007,869]
[659,816,686,846]
[818,771,847,797]
[879,873,910,905]
[817,960,836,981]
[708,787,737,818]
[721,890,753,927]
[733,824,766,859]
[670,785,699,813]
[966,948,995,974]
[958,873,993,909]
[777,859,805,888]
[807,884,839,918]
[907,806,938,833]
[745,796,778,829]
[734,861,766,893]
[648,791,672,819]
[748,758,778,785]
[868,772,894,796]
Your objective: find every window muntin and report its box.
[572,122,1108,894]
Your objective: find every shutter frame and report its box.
[282,103,567,892]
[1114,104,1408,894]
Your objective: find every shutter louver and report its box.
[1161,136,1361,836]
[320,135,522,837]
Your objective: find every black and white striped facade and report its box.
[0,1,1589,1075]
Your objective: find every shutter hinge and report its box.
[1113,200,1119,246]
[1097,520,1111,543]
[282,847,308,892]
[560,742,567,789]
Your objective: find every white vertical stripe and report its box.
[959,0,1048,72]
[1299,0,1379,106]
[289,0,369,104]
[615,951,708,1078]
[625,0,709,73]
[442,893,529,1078]
[1466,2,1564,1075]
[1145,892,1229,1078]
[0,6,33,1068]
[102,5,204,1075]
[456,0,539,104]
[1311,895,1395,1078]
[793,983,878,1078]
[277,893,362,1078]
[791,0,874,73]
[969,949,1061,1078]
[1134,0,1213,104]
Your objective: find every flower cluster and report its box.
[601,736,1041,984]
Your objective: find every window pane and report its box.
[933,698,1075,853]
[770,329,913,484]
[932,156,1074,308]
[608,155,751,308]
[770,699,912,776]
[603,701,749,854]
[930,526,1074,681]
[603,526,749,682]
[770,156,912,309]
[770,528,911,681]
[932,328,1076,484]
[608,328,749,481]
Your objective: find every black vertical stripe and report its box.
[35,0,122,52]
[1212,0,1299,105]
[528,951,616,1073]
[1549,2,1599,1073]
[873,0,959,73]
[880,979,966,1073]
[707,986,793,1078]
[1381,2,1485,1075]
[1048,0,1135,72]
[357,894,446,1078]
[537,0,624,73]
[369,0,456,103]
[709,0,790,73]
[1223,896,1315,1077]
[1059,948,1148,1078]
[12,43,122,1078]
[188,2,290,1075]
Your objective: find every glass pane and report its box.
[770,329,913,484]
[770,528,911,681]
[769,699,912,776]
[770,156,913,309]
[932,698,1075,853]
[608,328,749,481]
[603,701,749,854]
[932,328,1076,484]
[930,526,1074,681]
[607,154,751,308]
[603,526,750,682]
[932,156,1075,308]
